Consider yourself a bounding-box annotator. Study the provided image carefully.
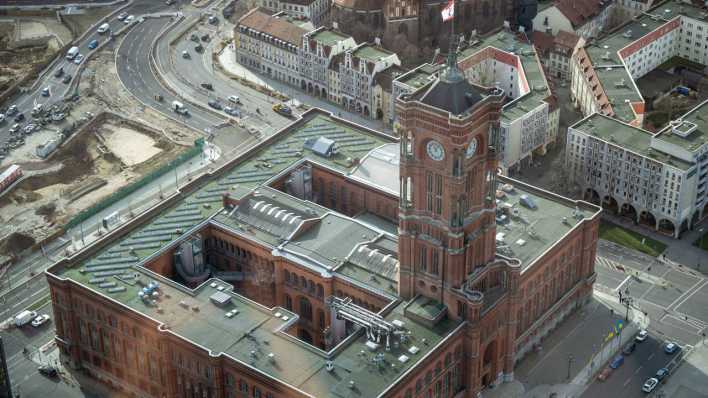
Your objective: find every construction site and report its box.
[0,31,201,264]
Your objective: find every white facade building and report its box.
[570,1,708,126]
[567,100,708,238]
[339,43,400,118]
[258,0,331,26]
[235,10,308,88]
[299,27,356,101]
[533,0,614,39]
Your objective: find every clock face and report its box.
[466,137,478,158]
[426,140,445,161]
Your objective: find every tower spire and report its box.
[441,0,463,83]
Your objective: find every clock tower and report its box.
[396,49,505,307]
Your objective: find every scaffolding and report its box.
[326,296,408,351]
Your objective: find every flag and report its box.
[442,0,455,22]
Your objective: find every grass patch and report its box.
[26,294,51,312]
[599,221,667,257]
[694,232,708,251]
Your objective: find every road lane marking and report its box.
[623,377,633,387]
[648,352,655,361]
[633,365,643,374]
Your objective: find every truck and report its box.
[14,310,37,327]
[66,46,79,60]
[172,100,188,115]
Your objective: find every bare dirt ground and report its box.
[0,17,74,92]
[0,48,199,259]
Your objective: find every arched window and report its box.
[284,294,292,311]
[300,276,307,288]
[318,309,325,329]
[317,284,324,298]
[308,280,315,294]
[284,270,291,284]
[299,296,313,320]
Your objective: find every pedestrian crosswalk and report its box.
[595,256,627,273]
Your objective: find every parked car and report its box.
[31,314,51,327]
[664,342,680,354]
[622,342,636,355]
[24,124,36,134]
[62,74,72,84]
[190,33,199,42]
[88,39,99,49]
[273,103,293,117]
[201,33,210,42]
[227,95,241,104]
[194,44,204,53]
[609,355,624,369]
[642,377,659,393]
[38,365,58,378]
[224,106,239,116]
[655,367,669,381]
[635,329,648,342]
[14,113,25,122]
[208,100,222,110]
[7,104,18,116]
[54,67,64,78]
[73,53,84,64]
[9,123,20,134]
[124,15,135,24]
[165,0,175,4]
[208,16,218,25]
[201,82,213,90]
[41,87,50,97]
[182,50,190,59]
[117,12,128,20]
[597,367,612,381]
[97,22,110,34]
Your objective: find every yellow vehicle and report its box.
[272,103,293,117]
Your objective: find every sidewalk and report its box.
[217,45,391,134]
[484,291,645,398]
[656,339,708,398]
[603,213,708,273]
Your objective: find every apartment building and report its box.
[533,0,614,39]
[570,0,708,126]
[567,100,708,238]
[235,9,308,88]
[257,0,331,26]
[299,27,356,101]
[339,42,401,119]
[534,30,584,81]
[456,30,559,174]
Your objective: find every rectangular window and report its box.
[431,250,439,275]
[426,172,434,212]
[419,246,427,272]
[435,174,443,215]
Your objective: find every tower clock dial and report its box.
[426,140,445,161]
[466,137,478,158]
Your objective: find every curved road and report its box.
[117,17,224,131]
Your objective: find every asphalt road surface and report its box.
[581,333,680,398]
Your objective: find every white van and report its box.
[14,310,37,327]
[97,23,110,34]
[66,46,79,60]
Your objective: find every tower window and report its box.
[426,172,434,212]
[435,174,443,215]
[430,250,439,275]
[419,246,427,272]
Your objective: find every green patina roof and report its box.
[311,29,352,46]
[354,44,395,62]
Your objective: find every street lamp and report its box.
[567,354,575,380]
